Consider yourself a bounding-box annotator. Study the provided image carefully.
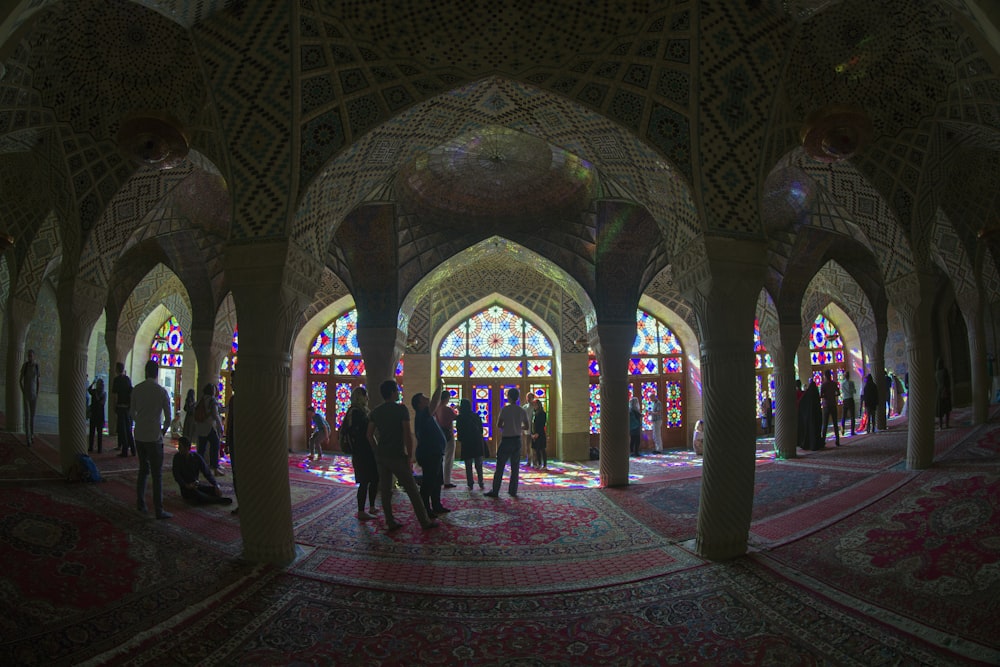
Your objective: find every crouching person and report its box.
[172,436,233,506]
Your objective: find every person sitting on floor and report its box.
[172,436,233,506]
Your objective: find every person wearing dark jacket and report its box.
[862,374,879,433]
[798,379,823,450]
[412,383,451,518]
[456,399,485,491]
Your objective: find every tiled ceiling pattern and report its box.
[298,76,699,265]
[756,288,780,353]
[644,265,698,334]
[931,209,978,311]
[301,268,350,325]
[119,265,190,340]
[801,260,876,349]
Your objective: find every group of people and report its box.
[795,369,899,450]
[315,380,549,529]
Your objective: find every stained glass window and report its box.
[150,316,184,368]
[589,384,601,434]
[439,306,553,376]
[590,309,685,438]
[309,309,404,426]
[809,314,846,405]
[754,319,774,420]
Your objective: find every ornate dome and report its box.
[394,126,596,228]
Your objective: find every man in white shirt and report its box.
[131,359,173,519]
[485,387,530,498]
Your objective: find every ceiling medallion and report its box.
[800,105,873,163]
[117,111,189,169]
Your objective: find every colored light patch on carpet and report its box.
[765,471,1000,649]
[291,488,701,594]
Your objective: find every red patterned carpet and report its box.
[0,431,62,482]
[1,413,999,665]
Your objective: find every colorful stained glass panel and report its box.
[311,382,327,414]
[311,358,330,375]
[665,380,682,428]
[468,306,523,357]
[526,359,552,377]
[629,358,658,375]
[439,325,467,357]
[524,321,553,356]
[311,324,334,355]
[469,360,523,378]
[441,359,465,377]
[334,383,352,428]
[589,383,601,434]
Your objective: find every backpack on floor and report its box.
[77,453,103,483]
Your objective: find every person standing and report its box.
[628,397,643,457]
[195,383,225,475]
[182,388,198,440]
[862,373,879,433]
[413,385,450,518]
[87,378,106,454]
[649,398,664,453]
[521,394,534,466]
[936,359,952,429]
[19,349,40,447]
[366,380,438,531]
[131,359,173,519]
[343,386,379,520]
[840,373,857,436]
[434,391,458,488]
[112,362,135,456]
[484,387,529,498]
[761,395,773,434]
[530,396,548,469]
[820,369,841,447]
[455,399,485,491]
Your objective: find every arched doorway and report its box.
[439,305,554,446]
[149,315,184,413]
[589,309,686,450]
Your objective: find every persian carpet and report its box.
[292,486,702,595]
[764,469,1000,654]
[0,484,261,667]
[0,431,61,483]
[106,558,981,666]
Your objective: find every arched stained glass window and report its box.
[809,313,846,401]
[588,309,685,448]
[439,305,553,441]
[755,320,774,422]
[150,316,184,368]
[308,309,403,428]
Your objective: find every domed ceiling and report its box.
[393,125,597,228]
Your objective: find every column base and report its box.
[242,540,301,566]
[695,533,747,561]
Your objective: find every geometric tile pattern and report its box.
[801,260,877,351]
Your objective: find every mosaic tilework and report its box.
[695,2,790,234]
[756,288,780,353]
[132,0,230,29]
[193,2,292,239]
[301,268,350,326]
[644,266,698,335]
[296,77,699,264]
[931,209,978,312]
[14,210,60,303]
[801,260,877,350]
[795,154,916,283]
[119,267,191,341]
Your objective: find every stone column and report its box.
[189,327,217,396]
[357,325,406,394]
[871,330,888,432]
[772,322,801,459]
[962,294,989,425]
[57,280,105,475]
[225,240,321,565]
[887,272,936,469]
[593,323,635,487]
[4,296,35,433]
[679,237,767,561]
